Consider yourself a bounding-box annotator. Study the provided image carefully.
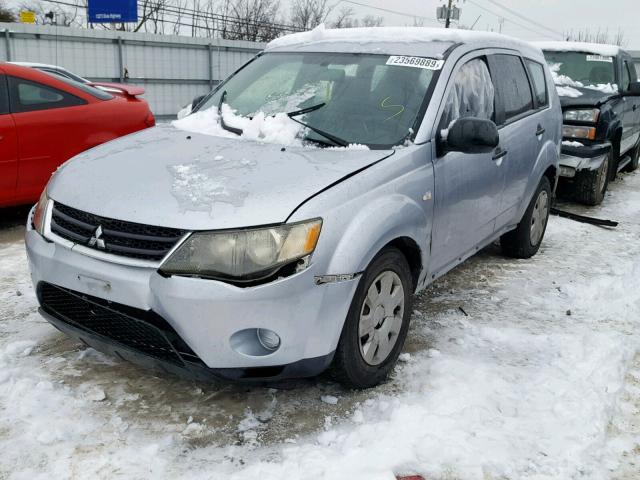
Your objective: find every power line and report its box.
[465,0,559,39]
[480,0,563,37]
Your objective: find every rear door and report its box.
[488,53,538,228]
[0,73,18,207]
[7,75,89,204]
[620,57,640,155]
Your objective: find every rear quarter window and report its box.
[525,59,548,108]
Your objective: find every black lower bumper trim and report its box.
[38,306,334,383]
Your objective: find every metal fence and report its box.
[0,22,265,118]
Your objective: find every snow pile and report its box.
[173,104,303,146]
[534,41,620,57]
[267,24,536,54]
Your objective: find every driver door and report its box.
[430,55,506,276]
[0,73,18,207]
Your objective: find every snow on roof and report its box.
[534,41,621,57]
[267,24,537,54]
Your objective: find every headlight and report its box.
[32,189,49,236]
[563,125,596,140]
[563,108,599,122]
[159,218,322,281]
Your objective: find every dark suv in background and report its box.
[535,42,640,205]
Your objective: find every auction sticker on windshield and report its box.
[386,56,444,70]
[586,55,613,63]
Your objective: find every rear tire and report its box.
[332,247,413,389]
[501,176,551,259]
[574,152,610,205]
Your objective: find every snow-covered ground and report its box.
[1,172,639,479]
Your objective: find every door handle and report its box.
[492,148,507,161]
[535,125,546,136]
[633,104,638,111]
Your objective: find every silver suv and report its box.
[26,28,561,388]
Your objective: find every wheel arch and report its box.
[323,194,430,293]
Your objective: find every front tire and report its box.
[574,152,610,205]
[333,247,413,389]
[501,176,551,259]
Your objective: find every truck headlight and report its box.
[32,189,49,236]
[563,125,596,140]
[159,219,322,282]
[563,108,599,122]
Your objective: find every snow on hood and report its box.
[267,24,536,54]
[173,105,304,146]
[173,104,368,150]
[548,63,618,98]
[534,41,620,57]
[48,124,391,230]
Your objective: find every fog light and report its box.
[257,328,280,351]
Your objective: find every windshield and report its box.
[543,51,616,86]
[196,52,439,148]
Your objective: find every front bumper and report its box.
[26,221,360,380]
[558,142,611,178]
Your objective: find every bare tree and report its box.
[220,0,282,42]
[0,0,16,22]
[329,6,355,29]
[290,0,331,30]
[360,14,383,27]
[329,8,383,29]
[564,28,627,47]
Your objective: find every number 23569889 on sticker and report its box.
[386,56,444,70]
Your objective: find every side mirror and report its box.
[623,81,640,97]
[439,117,499,155]
[191,95,206,111]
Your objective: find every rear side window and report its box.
[525,59,548,108]
[491,54,534,122]
[0,75,9,114]
[8,76,86,113]
[46,73,114,100]
[440,57,495,130]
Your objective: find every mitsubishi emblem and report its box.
[88,225,106,249]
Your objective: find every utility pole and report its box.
[444,0,453,28]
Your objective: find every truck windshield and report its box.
[196,52,440,148]
[543,51,616,86]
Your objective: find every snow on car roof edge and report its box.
[533,41,621,57]
[267,24,542,57]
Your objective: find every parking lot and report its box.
[1,170,639,479]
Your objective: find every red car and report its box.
[0,63,155,208]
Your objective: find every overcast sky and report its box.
[325,0,640,50]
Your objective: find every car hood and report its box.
[48,125,393,230]
[558,86,619,108]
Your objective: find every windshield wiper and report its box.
[218,91,243,136]
[287,104,349,147]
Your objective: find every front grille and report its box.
[38,283,200,365]
[50,202,186,261]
